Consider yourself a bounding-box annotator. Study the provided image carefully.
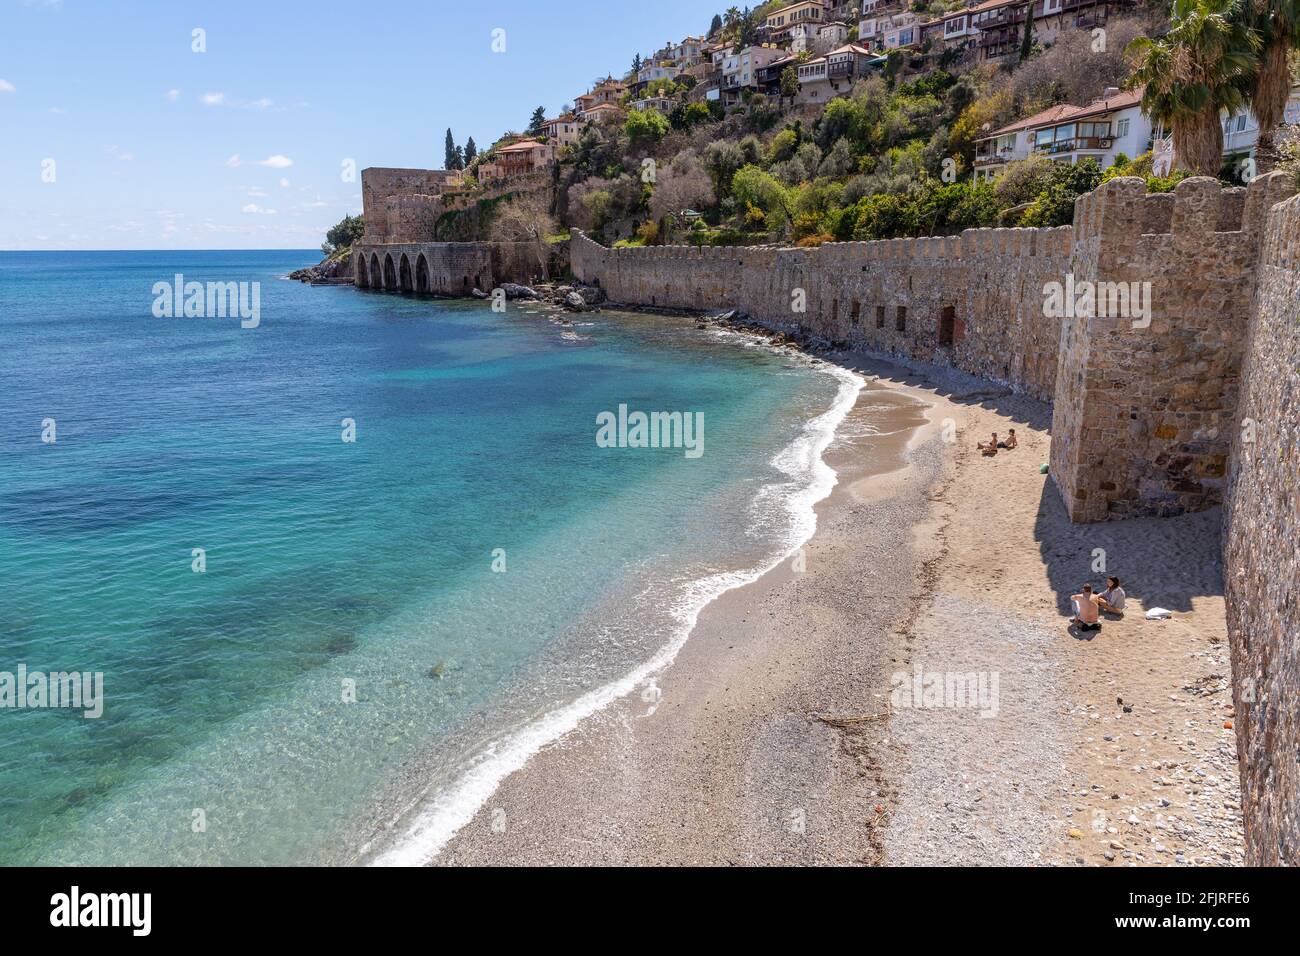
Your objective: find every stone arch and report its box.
[356,254,369,288]
[370,253,382,290]
[399,253,413,292]
[383,253,397,290]
[416,253,430,294]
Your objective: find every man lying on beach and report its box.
[1097,576,1126,615]
[977,433,999,456]
[1071,584,1102,630]
[1001,429,1018,449]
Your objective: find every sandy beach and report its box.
[429,350,1244,867]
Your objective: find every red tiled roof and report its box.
[980,104,1083,140]
[497,138,547,153]
[979,86,1146,141]
[1065,87,1144,123]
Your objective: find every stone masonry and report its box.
[1223,191,1300,866]
[1051,174,1294,522]
[352,241,550,294]
[570,225,1072,402]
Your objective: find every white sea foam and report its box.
[368,356,864,867]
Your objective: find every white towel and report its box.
[1145,607,1173,620]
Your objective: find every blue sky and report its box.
[0,0,716,250]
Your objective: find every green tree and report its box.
[625,107,670,146]
[710,13,723,35]
[1126,0,1261,175]
[731,164,790,228]
[322,214,365,256]
[1019,2,1036,63]
[444,129,461,170]
[633,53,643,73]
[1019,159,1104,227]
[1243,0,1300,166]
[528,106,546,135]
[464,137,478,165]
[780,65,799,105]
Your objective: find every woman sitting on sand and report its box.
[1098,577,1126,616]
[977,433,999,457]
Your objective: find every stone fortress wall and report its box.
[1223,191,1300,866]
[361,167,554,244]
[351,241,548,295]
[570,173,1290,522]
[570,225,1072,403]
[1051,174,1293,522]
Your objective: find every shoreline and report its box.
[422,354,938,865]
[364,332,870,865]
[420,343,1243,866]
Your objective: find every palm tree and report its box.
[1244,0,1300,167]
[724,6,741,29]
[1126,0,1261,175]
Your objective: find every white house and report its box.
[974,88,1152,180]
[637,62,682,86]
[1221,82,1300,158]
[880,12,924,49]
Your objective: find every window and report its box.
[896,306,907,332]
[1117,118,1130,138]
[939,306,955,347]
[876,306,886,329]
[851,300,861,326]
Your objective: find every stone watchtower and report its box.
[1049,173,1294,522]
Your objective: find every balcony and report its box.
[1033,136,1113,155]
[974,148,1015,166]
[827,60,855,78]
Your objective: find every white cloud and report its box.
[166,89,180,103]
[279,177,290,188]
[248,98,273,110]
[49,106,65,114]
[201,92,225,106]
[0,79,16,94]
[256,155,293,168]
[225,154,242,167]
[247,187,267,197]
[241,203,277,215]
[105,145,135,161]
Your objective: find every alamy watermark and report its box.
[596,404,704,459]
[151,274,261,328]
[890,664,999,719]
[1,664,103,718]
[1043,274,1152,329]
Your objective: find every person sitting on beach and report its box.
[977,433,999,456]
[1071,584,1102,630]
[1001,429,1018,450]
[1098,576,1126,615]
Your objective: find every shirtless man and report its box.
[1002,429,1018,449]
[1071,583,1102,630]
[977,432,999,457]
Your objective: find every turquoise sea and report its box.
[0,250,857,865]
